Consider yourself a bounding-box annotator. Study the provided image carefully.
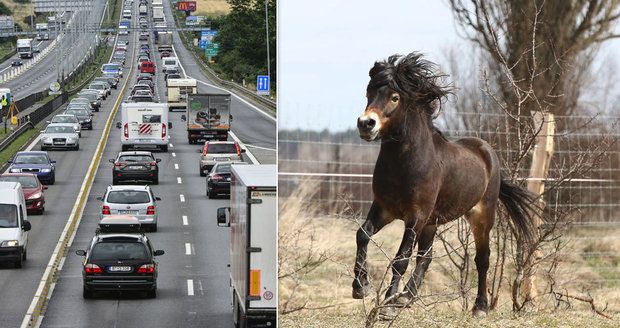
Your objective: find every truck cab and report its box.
[166,78,196,110]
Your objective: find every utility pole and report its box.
[264,0,270,92]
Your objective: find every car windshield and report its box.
[206,144,237,154]
[103,64,120,71]
[119,155,153,162]
[164,60,176,66]
[14,154,48,164]
[106,191,150,204]
[66,109,89,116]
[90,84,104,89]
[46,126,75,134]
[90,242,148,261]
[78,93,96,100]
[214,164,232,173]
[0,175,38,188]
[52,116,77,123]
[0,204,18,228]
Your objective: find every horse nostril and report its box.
[367,119,376,128]
[358,118,376,130]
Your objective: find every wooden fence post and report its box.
[521,111,555,303]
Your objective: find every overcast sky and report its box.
[278,1,620,132]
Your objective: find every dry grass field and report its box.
[279,183,620,327]
[193,0,230,17]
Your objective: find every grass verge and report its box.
[0,126,39,164]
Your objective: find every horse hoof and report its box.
[472,309,488,317]
[378,306,398,320]
[395,293,415,308]
[352,284,371,299]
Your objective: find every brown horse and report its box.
[353,53,537,316]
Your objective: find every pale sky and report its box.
[278,1,620,132]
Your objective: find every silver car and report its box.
[198,141,245,176]
[90,81,111,96]
[40,123,80,151]
[48,114,81,137]
[98,185,161,232]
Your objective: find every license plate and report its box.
[215,157,229,161]
[118,210,138,214]
[53,141,64,145]
[129,165,145,170]
[108,266,132,272]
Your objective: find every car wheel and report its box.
[49,175,55,185]
[40,207,45,215]
[151,224,157,232]
[14,255,23,268]
[153,177,159,185]
[79,132,82,137]
[74,144,80,151]
[83,286,93,299]
[199,168,206,177]
[207,188,213,199]
[147,288,157,298]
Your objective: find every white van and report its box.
[119,102,172,152]
[0,182,32,268]
[162,57,179,73]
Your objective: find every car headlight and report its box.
[28,192,42,199]
[41,168,52,172]
[42,137,52,142]
[9,168,20,173]
[0,240,18,247]
[67,137,76,142]
[85,118,91,122]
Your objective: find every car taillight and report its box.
[161,123,166,139]
[85,263,102,274]
[146,205,155,215]
[212,174,223,181]
[102,205,110,215]
[202,143,208,156]
[114,162,126,167]
[138,263,155,273]
[150,161,157,166]
[123,123,128,139]
[249,269,261,297]
[235,143,241,156]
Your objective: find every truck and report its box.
[153,7,165,23]
[139,4,148,16]
[157,31,172,52]
[16,39,33,59]
[217,165,277,328]
[184,93,231,143]
[152,0,163,7]
[118,102,172,152]
[167,78,197,110]
[36,23,49,40]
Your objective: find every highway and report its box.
[0,0,275,327]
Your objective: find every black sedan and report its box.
[206,162,248,199]
[110,151,160,185]
[11,59,22,66]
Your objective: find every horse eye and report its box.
[391,96,399,102]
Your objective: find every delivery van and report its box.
[0,182,32,268]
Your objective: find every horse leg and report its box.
[468,205,495,317]
[384,223,416,303]
[397,224,437,306]
[352,201,388,299]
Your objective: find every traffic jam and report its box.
[0,0,275,327]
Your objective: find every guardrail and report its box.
[0,121,35,152]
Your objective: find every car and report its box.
[109,151,161,185]
[40,123,80,151]
[101,73,120,89]
[0,173,47,214]
[112,52,126,65]
[162,57,179,73]
[136,73,153,82]
[139,33,149,41]
[164,73,182,83]
[76,91,102,111]
[198,141,245,177]
[138,56,150,64]
[69,98,95,112]
[140,61,155,74]
[133,90,154,99]
[98,185,161,232]
[48,114,81,137]
[164,68,180,80]
[136,80,154,92]
[206,162,249,198]
[140,21,148,29]
[81,88,105,101]
[64,108,93,130]
[0,182,32,268]
[138,49,149,57]
[160,51,171,59]
[128,95,155,102]
[131,85,153,96]
[7,151,56,185]
[93,77,114,93]
[88,82,110,98]
[122,10,132,19]
[117,39,130,47]
[101,63,123,78]
[76,216,164,299]
[11,59,22,67]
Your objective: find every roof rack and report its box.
[96,215,144,234]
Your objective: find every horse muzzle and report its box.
[358,116,380,141]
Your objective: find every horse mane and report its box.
[367,52,452,118]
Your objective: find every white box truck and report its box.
[16,39,33,59]
[184,93,231,143]
[152,7,165,23]
[118,102,172,152]
[217,165,277,328]
[157,31,173,52]
[166,78,196,110]
[36,23,49,40]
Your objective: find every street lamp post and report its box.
[264,0,270,95]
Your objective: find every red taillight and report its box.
[146,205,155,215]
[212,174,223,181]
[85,263,102,274]
[150,161,157,166]
[123,123,128,139]
[202,143,208,156]
[138,263,155,273]
[114,162,126,167]
[235,143,241,156]
[102,205,110,215]
[161,123,166,139]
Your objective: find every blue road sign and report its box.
[257,75,269,95]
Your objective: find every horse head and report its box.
[357,52,451,142]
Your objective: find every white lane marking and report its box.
[245,144,276,151]
[177,177,182,184]
[180,194,185,202]
[185,243,191,255]
[229,131,259,164]
[169,143,174,148]
[192,78,276,122]
[174,163,179,170]
[187,279,194,296]
[172,152,176,157]
[182,215,188,225]
[57,257,66,271]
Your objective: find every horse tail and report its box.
[498,177,539,243]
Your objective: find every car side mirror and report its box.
[75,250,86,256]
[43,185,48,190]
[50,160,56,164]
[155,197,161,201]
[116,122,122,129]
[108,159,115,163]
[181,114,186,121]
[168,121,172,129]
[96,196,103,201]
[40,130,45,133]
[217,207,230,227]
[46,121,50,124]
[155,158,161,163]
[241,148,246,153]
[7,160,12,164]
[230,115,233,121]
[22,220,31,231]
[154,250,165,256]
